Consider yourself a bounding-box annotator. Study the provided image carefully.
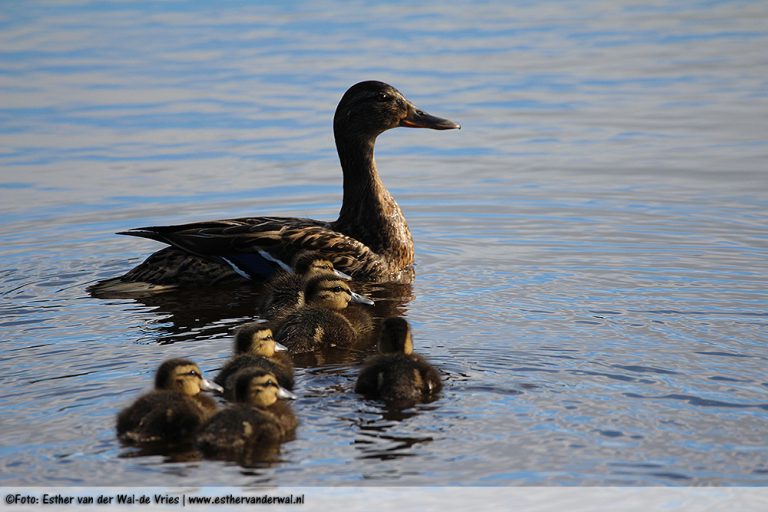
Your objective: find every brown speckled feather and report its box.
[120,217,389,279]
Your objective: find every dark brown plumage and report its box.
[274,274,373,353]
[214,322,294,398]
[116,358,222,445]
[355,317,442,407]
[197,369,298,462]
[88,81,459,297]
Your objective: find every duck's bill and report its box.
[400,106,460,130]
[277,386,298,400]
[274,341,289,352]
[201,378,224,394]
[333,268,352,280]
[350,291,375,306]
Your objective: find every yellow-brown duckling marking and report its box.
[214,322,294,399]
[197,369,298,463]
[273,274,374,353]
[116,358,222,446]
[355,317,442,407]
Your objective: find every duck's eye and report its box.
[376,92,390,102]
[188,370,201,378]
[332,286,344,292]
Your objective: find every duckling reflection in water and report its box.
[197,369,298,462]
[116,358,222,445]
[355,317,442,407]
[260,251,351,320]
[273,274,374,353]
[214,322,295,399]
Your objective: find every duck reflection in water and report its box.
[109,280,411,346]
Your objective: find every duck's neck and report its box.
[333,134,413,262]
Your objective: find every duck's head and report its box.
[292,251,351,280]
[378,317,414,355]
[154,358,223,396]
[233,369,297,406]
[334,81,460,141]
[303,274,374,310]
[234,322,287,357]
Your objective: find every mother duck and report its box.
[90,81,459,296]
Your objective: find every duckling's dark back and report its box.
[356,317,441,407]
[355,353,441,407]
[197,404,285,459]
[214,354,295,399]
[259,272,305,318]
[116,390,216,445]
[275,306,356,353]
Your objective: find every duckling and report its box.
[116,358,223,445]
[355,317,442,406]
[197,369,298,461]
[259,251,351,320]
[273,274,374,353]
[214,322,295,398]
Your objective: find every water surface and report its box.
[1,0,767,486]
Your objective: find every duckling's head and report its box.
[303,274,374,310]
[378,317,414,355]
[233,322,286,357]
[334,81,460,141]
[154,358,222,396]
[292,251,351,280]
[233,369,297,406]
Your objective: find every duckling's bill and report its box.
[274,341,289,352]
[351,291,375,306]
[333,268,352,280]
[202,378,224,394]
[278,386,298,400]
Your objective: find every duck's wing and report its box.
[119,216,383,280]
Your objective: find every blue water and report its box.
[1,0,767,486]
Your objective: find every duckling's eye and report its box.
[187,370,201,378]
[332,286,344,292]
[376,92,390,102]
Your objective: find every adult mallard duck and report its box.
[116,358,223,445]
[89,81,459,296]
[355,317,442,407]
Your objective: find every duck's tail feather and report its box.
[86,277,178,298]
